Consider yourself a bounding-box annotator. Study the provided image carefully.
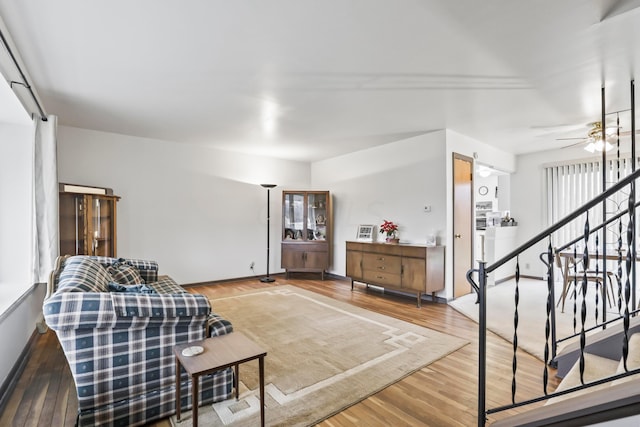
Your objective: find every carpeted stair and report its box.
[493,334,640,426]
[547,333,640,405]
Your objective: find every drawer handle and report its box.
[378,266,385,270]
[376,275,384,279]
[377,257,385,261]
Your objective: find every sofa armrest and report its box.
[209,313,233,336]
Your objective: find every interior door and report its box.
[453,153,474,298]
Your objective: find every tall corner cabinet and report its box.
[281,190,332,279]
[59,183,120,257]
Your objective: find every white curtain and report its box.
[544,156,638,248]
[32,115,58,283]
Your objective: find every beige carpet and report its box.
[170,285,467,427]
[449,278,621,360]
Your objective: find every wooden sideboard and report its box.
[345,241,445,307]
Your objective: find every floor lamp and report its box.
[260,184,277,283]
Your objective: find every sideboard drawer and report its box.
[362,252,401,275]
[363,270,402,288]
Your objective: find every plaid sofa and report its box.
[43,255,234,426]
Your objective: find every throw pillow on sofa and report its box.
[57,256,112,293]
[107,263,145,285]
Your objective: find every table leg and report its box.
[259,356,265,427]
[235,363,240,400]
[192,374,199,427]
[175,356,181,422]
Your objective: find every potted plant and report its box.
[379,220,399,243]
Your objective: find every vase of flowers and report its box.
[379,220,399,243]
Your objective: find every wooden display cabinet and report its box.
[281,191,332,279]
[59,183,120,257]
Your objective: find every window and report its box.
[544,156,638,248]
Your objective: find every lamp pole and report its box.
[260,184,277,283]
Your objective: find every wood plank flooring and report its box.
[0,275,560,426]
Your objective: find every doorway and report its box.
[453,153,474,298]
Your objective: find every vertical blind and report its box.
[544,156,638,248]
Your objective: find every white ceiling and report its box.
[1,0,640,162]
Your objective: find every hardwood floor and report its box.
[0,275,560,426]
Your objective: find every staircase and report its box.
[554,315,640,378]
[467,82,640,427]
[491,334,640,426]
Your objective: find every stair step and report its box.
[547,353,619,405]
[612,333,640,385]
[554,315,640,378]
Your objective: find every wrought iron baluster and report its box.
[594,234,600,323]
[511,256,520,404]
[572,245,578,334]
[543,242,553,395]
[618,218,623,314]
[623,183,635,371]
[579,213,590,385]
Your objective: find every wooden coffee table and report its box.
[174,332,267,427]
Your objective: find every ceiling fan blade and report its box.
[618,130,640,136]
[556,137,586,141]
[561,140,586,149]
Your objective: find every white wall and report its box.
[475,174,499,209]
[58,125,517,298]
[312,131,448,288]
[511,145,596,278]
[57,126,311,284]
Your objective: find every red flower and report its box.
[379,220,398,236]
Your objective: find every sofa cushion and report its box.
[107,263,145,285]
[57,256,111,293]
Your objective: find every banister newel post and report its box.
[477,260,487,427]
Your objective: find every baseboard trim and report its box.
[182,273,288,288]
[183,272,350,288]
[0,327,38,416]
[495,275,515,285]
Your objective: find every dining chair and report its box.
[555,251,616,313]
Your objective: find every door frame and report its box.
[452,152,474,298]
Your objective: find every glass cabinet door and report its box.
[91,196,115,256]
[283,192,305,240]
[307,193,328,241]
[59,193,86,256]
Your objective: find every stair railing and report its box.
[468,164,640,427]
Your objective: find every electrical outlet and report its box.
[424,205,432,213]
[249,261,255,270]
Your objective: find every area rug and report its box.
[170,285,467,427]
[449,278,621,361]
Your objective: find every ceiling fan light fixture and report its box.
[584,139,613,153]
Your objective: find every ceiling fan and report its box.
[556,121,633,152]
